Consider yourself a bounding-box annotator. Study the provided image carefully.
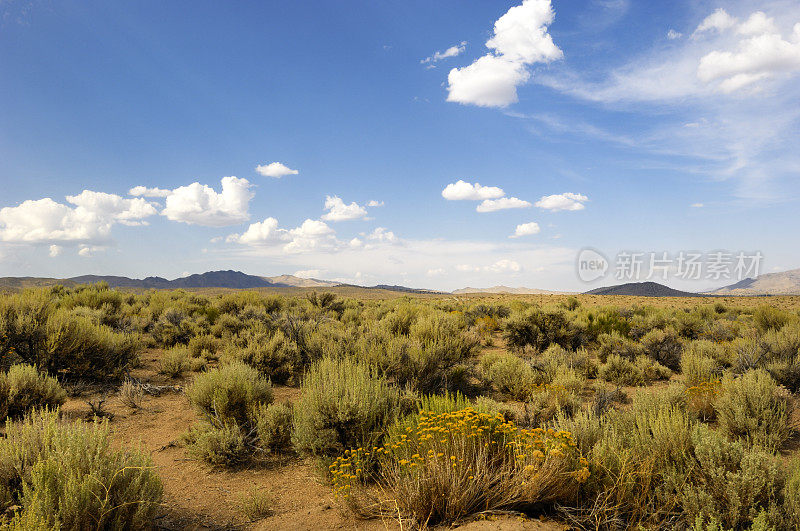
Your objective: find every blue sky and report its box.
[1,0,799,291]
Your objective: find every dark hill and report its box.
[585,281,700,297]
[68,270,277,289]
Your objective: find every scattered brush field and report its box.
[0,283,799,529]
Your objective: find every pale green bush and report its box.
[0,409,162,528]
[715,369,791,452]
[682,341,721,387]
[480,352,536,400]
[185,421,248,466]
[0,364,66,419]
[159,346,189,378]
[292,356,399,456]
[681,424,782,529]
[783,459,800,530]
[597,331,642,363]
[599,354,643,386]
[187,362,273,428]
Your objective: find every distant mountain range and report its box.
[708,268,800,295]
[584,281,700,297]
[0,270,338,291]
[2,267,800,296]
[452,286,569,295]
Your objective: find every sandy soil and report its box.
[59,349,564,530]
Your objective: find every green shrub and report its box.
[0,364,66,419]
[640,328,683,371]
[681,424,782,530]
[159,346,189,378]
[0,291,138,381]
[503,308,577,352]
[682,341,722,387]
[759,323,800,392]
[599,354,644,386]
[752,305,795,333]
[784,459,800,530]
[187,362,273,428]
[185,421,248,466]
[0,409,162,528]
[222,328,302,385]
[715,370,791,452]
[187,334,222,359]
[634,356,672,382]
[479,352,536,400]
[597,331,642,363]
[254,402,294,454]
[292,357,399,456]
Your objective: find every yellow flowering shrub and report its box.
[330,407,588,525]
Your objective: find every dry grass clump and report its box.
[0,409,162,528]
[119,379,144,409]
[331,407,589,526]
[238,487,273,521]
[0,364,66,419]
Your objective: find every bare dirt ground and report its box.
[60,349,564,530]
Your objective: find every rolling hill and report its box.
[709,268,800,295]
[585,281,700,297]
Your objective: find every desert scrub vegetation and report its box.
[0,409,163,528]
[714,369,792,451]
[184,362,280,465]
[292,356,400,457]
[2,284,800,528]
[331,407,589,526]
[0,287,138,380]
[0,364,66,419]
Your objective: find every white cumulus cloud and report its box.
[447,0,562,107]
[509,221,541,238]
[48,244,62,257]
[228,217,339,254]
[442,180,505,200]
[255,162,299,178]
[321,196,368,221]
[697,17,800,93]
[0,192,157,244]
[128,186,171,198]
[535,192,588,211]
[161,176,253,227]
[476,197,532,212]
